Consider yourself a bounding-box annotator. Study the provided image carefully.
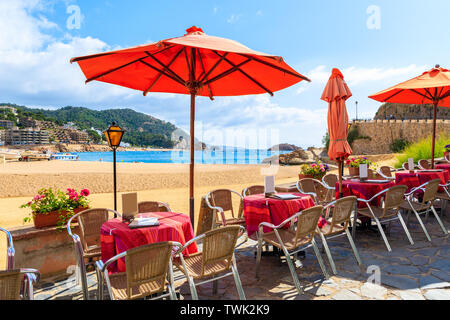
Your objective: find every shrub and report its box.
[394,134,450,168]
[389,138,410,153]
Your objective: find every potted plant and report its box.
[299,161,330,180]
[444,144,450,159]
[21,188,90,229]
[345,157,374,177]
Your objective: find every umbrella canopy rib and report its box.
[196,48,214,100]
[203,58,252,86]
[197,53,229,84]
[85,56,147,84]
[139,60,185,86]
[144,50,186,85]
[143,48,185,96]
[213,51,274,96]
[238,53,311,82]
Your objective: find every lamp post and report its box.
[355,101,358,121]
[104,122,125,216]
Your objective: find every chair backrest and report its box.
[422,179,441,203]
[201,226,240,277]
[196,196,217,236]
[0,270,23,300]
[382,185,408,217]
[242,185,265,197]
[298,179,331,203]
[124,242,173,299]
[379,166,393,178]
[418,159,431,170]
[328,196,357,232]
[77,208,111,252]
[402,162,415,171]
[0,227,14,270]
[294,206,323,244]
[322,174,338,188]
[138,201,171,213]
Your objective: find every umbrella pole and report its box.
[189,92,196,225]
[431,102,437,169]
[338,159,343,198]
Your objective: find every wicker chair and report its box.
[174,226,246,300]
[242,185,265,197]
[400,179,448,241]
[67,208,120,300]
[318,197,363,275]
[436,182,450,215]
[205,189,245,227]
[356,185,413,252]
[418,159,431,170]
[377,166,396,180]
[96,242,179,300]
[402,162,416,171]
[138,201,171,213]
[0,269,40,300]
[296,178,333,205]
[256,206,329,295]
[0,227,15,270]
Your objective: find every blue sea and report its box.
[67,149,288,165]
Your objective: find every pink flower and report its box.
[27,202,32,206]
[318,217,327,229]
[33,195,40,201]
[80,189,90,197]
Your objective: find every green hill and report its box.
[0,103,178,148]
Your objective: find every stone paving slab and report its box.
[35,209,450,301]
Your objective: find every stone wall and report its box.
[351,119,450,155]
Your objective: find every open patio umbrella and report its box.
[369,65,450,168]
[321,68,353,197]
[70,26,310,225]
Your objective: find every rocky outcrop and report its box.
[262,147,329,166]
[374,103,450,121]
[268,144,300,151]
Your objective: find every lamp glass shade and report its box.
[104,125,125,148]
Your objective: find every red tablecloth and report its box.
[243,193,315,240]
[395,170,449,191]
[101,212,198,273]
[436,164,450,174]
[336,180,396,208]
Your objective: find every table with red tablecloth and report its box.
[436,164,450,174]
[395,170,449,191]
[101,212,198,273]
[243,193,315,240]
[336,180,396,208]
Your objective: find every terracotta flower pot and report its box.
[298,174,314,180]
[33,207,88,229]
[444,151,449,159]
[348,167,360,177]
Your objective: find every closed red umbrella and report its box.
[369,65,450,167]
[321,68,353,196]
[71,26,310,224]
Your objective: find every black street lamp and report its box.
[104,122,125,215]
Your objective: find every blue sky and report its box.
[0,0,449,148]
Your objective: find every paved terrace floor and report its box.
[35,208,450,301]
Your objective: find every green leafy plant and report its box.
[21,188,90,229]
[345,157,377,170]
[394,134,450,168]
[445,144,450,152]
[300,161,330,179]
[389,138,410,153]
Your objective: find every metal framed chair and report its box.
[402,162,417,171]
[0,227,15,270]
[377,166,396,180]
[242,185,265,197]
[67,208,121,300]
[205,189,245,227]
[322,174,338,202]
[0,269,40,300]
[297,178,333,205]
[318,196,363,275]
[436,182,450,216]
[418,159,431,170]
[174,226,246,300]
[356,185,413,252]
[256,205,329,295]
[138,201,171,213]
[400,179,448,241]
[96,241,179,300]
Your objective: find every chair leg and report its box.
[319,232,337,275]
[373,217,392,252]
[345,228,363,266]
[431,206,448,235]
[411,207,432,242]
[187,276,199,300]
[167,284,177,300]
[212,280,218,295]
[79,262,89,300]
[352,204,358,240]
[232,257,246,300]
[311,238,330,280]
[397,213,414,245]
[280,246,304,295]
[255,237,263,279]
[96,268,104,300]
